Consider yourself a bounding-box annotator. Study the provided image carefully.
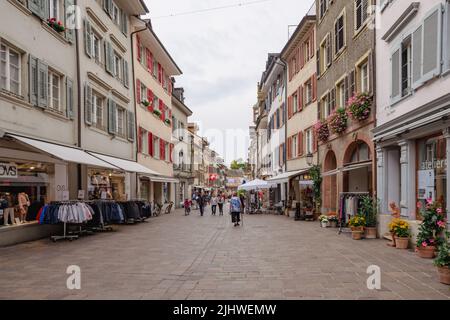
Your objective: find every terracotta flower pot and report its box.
[351,226,364,232]
[352,231,363,240]
[417,246,436,259]
[395,236,409,249]
[365,227,377,239]
[437,266,450,285]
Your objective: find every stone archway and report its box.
[323,150,338,213]
[342,140,373,193]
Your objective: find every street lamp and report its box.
[306,153,314,166]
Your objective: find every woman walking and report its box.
[198,192,206,216]
[229,192,242,227]
[211,194,218,215]
[218,193,225,216]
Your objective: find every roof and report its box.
[172,94,193,116]
[280,14,316,60]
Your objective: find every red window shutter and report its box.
[170,144,174,163]
[159,100,164,120]
[158,63,162,84]
[298,86,303,111]
[300,44,305,69]
[148,132,154,157]
[287,137,291,160]
[147,89,154,112]
[160,140,165,161]
[298,131,303,156]
[310,31,314,58]
[138,127,143,153]
[288,96,292,119]
[146,48,151,72]
[137,35,141,62]
[150,52,154,75]
[162,68,165,87]
[312,74,317,102]
[136,79,141,104]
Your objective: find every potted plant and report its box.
[415,199,447,259]
[47,18,65,33]
[319,215,329,228]
[348,215,366,240]
[328,107,348,135]
[360,196,378,239]
[142,100,150,107]
[328,215,338,228]
[314,120,330,143]
[434,231,450,285]
[346,92,372,122]
[153,109,161,118]
[389,218,410,249]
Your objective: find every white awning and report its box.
[148,176,179,183]
[322,169,340,177]
[9,134,117,169]
[266,169,309,184]
[342,161,372,172]
[88,152,160,175]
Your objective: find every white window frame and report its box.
[293,93,298,114]
[401,37,412,98]
[47,69,61,112]
[0,42,21,96]
[112,2,120,26]
[165,142,170,162]
[306,129,313,154]
[113,52,121,80]
[116,106,126,137]
[140,83,147,103]
[337,81,345,108]
[142,129,149,155]
[154,136,160,159]
[305,80,312,105]
[92,31,102,64]
[92,92,105,130]
[354,0,370,32]
[49,0,60,20]
[335,10,346,56]
[292,135,298,159]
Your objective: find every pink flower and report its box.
[426,198,433,205]
[437,221,446,228]
[417,202,422,209]
[429,239,435,243]
[422,242,428,247]
[436,207,443,214]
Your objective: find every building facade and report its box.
[374,0,450,235]
[315,0,376,216]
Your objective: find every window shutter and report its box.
[29,55,38,106]
[170,144,174,163]
[137,127,142,153]
[160,139,165,161]
[84,83,92,125]
[28,0,48,20]
[298,86,303,111]
[310,30,315,59]
[66,77,74,119]
[105,41,113,75]
[84,19,92,58]
[287,137,291,160]
[123,60,129,88]
[422,8,442,81]
[148,132,154,157]
[326,33,332,66]
[298,131,303,156]
[331,88,336,111]
[127,111,135,142]
[37,60,48,108]
[411,25,423,89]
[136,79,141,104]
[288,96,292,119]
[368,53,374,95]
[159,100,164,120]
[316,49,321,76]
[444,3,450,73]
[158,63,162,83]
[64,0,75,43]
[136,35,141,62]
[313,129,318,153]
[146,49,151,73]
[344,75,349,105]
[312,74,317,102]
[147,89,154,112]
[300,44,305,70]
[391,48,401,102]
[349,69,355,96]
[108,99,117,134]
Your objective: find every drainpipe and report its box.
[74,0,82,192]
[130,20,149,198]
[278,58,288,203]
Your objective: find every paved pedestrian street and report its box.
[0,206,449,300]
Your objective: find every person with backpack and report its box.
[229,192,242,227]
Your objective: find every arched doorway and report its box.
[343,140,372,194]
[323,150,337,213]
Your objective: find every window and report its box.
[319,0,328,19]
[355,0,369,31]
[357,60,369,93]
[113,52,121,79]
[141,129,148,155]
[112,2,120,25]
[321,95,333,119]
[304,39,311,63]
[92,92,105,130]
[116,106,126,137]
[293,93,298,114]
[165,142,170,161]
[401,37,412,97]
[153,136,160,159]
[349,142,370,163]
[140,83,147,103]
[305,80,312,105]
[49,0,60,19]
[153,95,159,109]
[336,80,345,108]
[47,70,61,111]
[153,60,158,78]
[292,135,298,159]
[0,43,21,95]
[306,129,313,154]
[92,32,102,64]
[335,12,345,54]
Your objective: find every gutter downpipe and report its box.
[74,0,82,192]
[278,58,288,204]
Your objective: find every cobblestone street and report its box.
[0,206,449,300]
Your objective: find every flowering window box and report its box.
[164,119,171,126]
[47,18,65,33]
[153,109,162,118]
[346,92,372,122]
[314,120,330,142]
[328,108,348,135]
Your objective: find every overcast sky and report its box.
[143,0,314,165]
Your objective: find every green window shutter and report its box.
[127,110,135,141]
[84,83,92,125]
[123,59,129,88]
[37,60,48,108]
[123,12,129,36]
[28,0,47,20]
[84,19,92,58]
[445,2,450,73]
[29,55,38,106]
[64,0,75,43]
[105,42,114,75]
[412,25,423,89]
[66,77,74,119]
[108,99,117,134]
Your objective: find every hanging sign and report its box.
[0,163,18,179]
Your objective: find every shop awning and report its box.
[266,169,309,184]
[88,152,160,175]
[148,176,179,183]
[322,169,340,177]
[341,161,372,172]
[8,134,117,169]
[238,179,276,191]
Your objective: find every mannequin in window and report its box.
[18,192,30,223]
[3,193,16,226]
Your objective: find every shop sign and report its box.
[420,159,447,170]
[0,163,18,179]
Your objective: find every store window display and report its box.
[88,169,126,201]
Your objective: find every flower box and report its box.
[328,108,348,135]
[164,119,171,125]
[47,18,65,33]
[153,109,162,118]
[346,92,372,122]
[314,120,330,142]
[142,100,150,107]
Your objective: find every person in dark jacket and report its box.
[198,192,206,216]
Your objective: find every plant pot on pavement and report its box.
[320,221,328,228]
[329,221,337,228]
[417,246,437,259]
[437,266,450,285]
[365,227,377,239]
[352,231,363,240]
[395,236,409,249]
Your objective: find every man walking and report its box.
[218,192,225,216]
[198,192,205,216]
[211,194,218,215]
[229,192,242,227]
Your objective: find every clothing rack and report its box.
[338,192,370,235]
[49,200,88,242]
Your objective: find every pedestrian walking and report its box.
[184,198,192,216]
[211,194,218,215]
[239,193,246,215]
[198,192,205,216]
[218,193,225,216]
[229,192,242,227]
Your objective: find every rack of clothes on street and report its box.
[36,201,95,242]
[338,192,369,234]
[117,200,152,223]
